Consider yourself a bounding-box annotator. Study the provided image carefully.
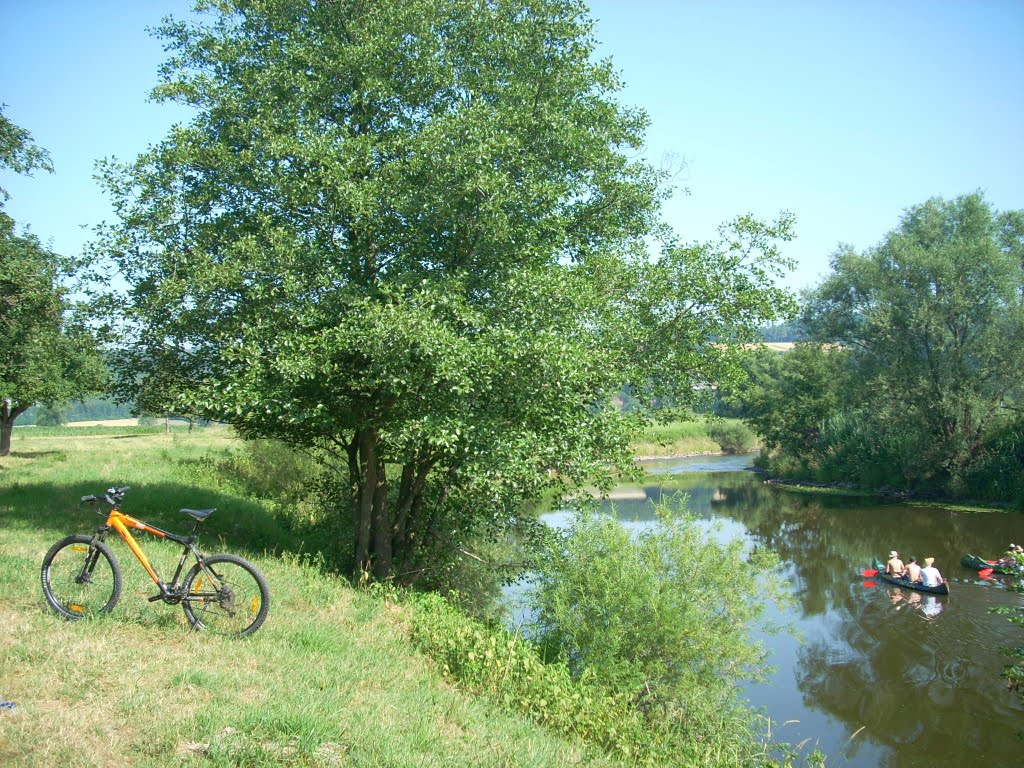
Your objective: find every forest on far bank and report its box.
[727,193,1024,508]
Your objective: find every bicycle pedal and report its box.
[148,592,168,602]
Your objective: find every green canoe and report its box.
[961,553,1024,577]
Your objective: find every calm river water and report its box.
[534,455,1024,768]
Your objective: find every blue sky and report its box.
[2,0,1022,292]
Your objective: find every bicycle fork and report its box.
[76,529,110,585]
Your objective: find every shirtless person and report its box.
[885,550,906,578]
[904,556,922,583]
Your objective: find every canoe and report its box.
[871,560,950,595]
[960,553,1024,577]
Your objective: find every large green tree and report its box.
[800,192,1024,491]
[1,108,107,456]
[97,0,793,579]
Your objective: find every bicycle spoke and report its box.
[182,555,269,637]
[41,536,121,619]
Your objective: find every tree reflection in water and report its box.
[594,463,1024,767]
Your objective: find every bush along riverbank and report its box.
[404,500,823,768]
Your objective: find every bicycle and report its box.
[40,486,270,637]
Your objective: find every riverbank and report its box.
[761,476,1012,513]
[1,538,623,767]
[0,431,631,767]
[637,448,759,462]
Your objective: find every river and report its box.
[531,454,1024,767]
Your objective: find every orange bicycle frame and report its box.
[104,509,179,586]
[103,512,201,593]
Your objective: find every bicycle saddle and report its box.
[180,508,216,521]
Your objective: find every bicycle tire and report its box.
[181,553,270,637]
[41,534,122,620]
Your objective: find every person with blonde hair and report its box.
[920,557,945,588]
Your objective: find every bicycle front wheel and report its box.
[181,553,270,637]
[41,534,122,620]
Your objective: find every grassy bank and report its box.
[632,417,758,458]
[0,430,626,767]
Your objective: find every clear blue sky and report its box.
[3,0,1022,292]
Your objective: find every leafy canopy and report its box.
[96,0,794,578]
[0,104,52,206]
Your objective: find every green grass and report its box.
[13,424,197,437]
[632,417,758,458]
[0,430,623,768]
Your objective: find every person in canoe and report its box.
[996,544,1024,568]
[904,556,922,584]
[920,557,945,588]
[885,550,906,578]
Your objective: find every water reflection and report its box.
[565,456,1024,768]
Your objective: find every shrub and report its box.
[707,420,756,454]
[527,505,794,764]
[221,438,321,504]
[404,591,656,762]
[33,404,66,426]
[406,591,821,765]
[956,419,1024,508]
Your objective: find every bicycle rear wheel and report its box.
[181,553,270,637]
[41,534,122,619]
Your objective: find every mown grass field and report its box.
[0,429,624,768]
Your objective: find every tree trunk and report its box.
[392,445,434,567]
[0,416,12,457]
[0,400,27,457]
[371,455,391,580]
[354,428,376,574]
[395,461,416,549]
[351,427,394,580]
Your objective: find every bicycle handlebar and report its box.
[80,486,131,507]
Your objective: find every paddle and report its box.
[978,568,994,578]
[861,568,878,577]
